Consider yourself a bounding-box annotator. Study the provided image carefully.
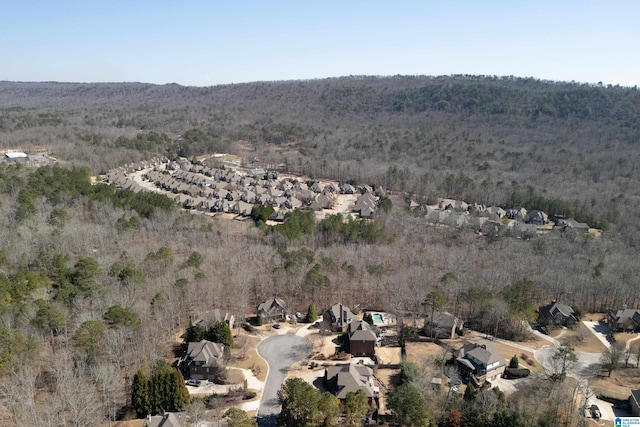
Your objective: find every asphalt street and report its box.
[256,334,312,427]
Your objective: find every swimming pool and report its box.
[372,313,384,324]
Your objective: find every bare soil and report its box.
[557,322,608,353]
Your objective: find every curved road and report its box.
[257,334,312,427]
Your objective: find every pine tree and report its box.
[305,303,317,323]
[131,367,151,418]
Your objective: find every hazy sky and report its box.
[2,1,639,86]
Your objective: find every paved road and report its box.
[257,334,311,427]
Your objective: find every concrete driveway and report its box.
[256,334,311,427]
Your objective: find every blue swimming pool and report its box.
[372,313,384,324]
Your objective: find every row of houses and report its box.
[104,158,386,220]
[413,199,590,237]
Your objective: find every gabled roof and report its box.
[326,303,356,328]
[424,311,461,329]
[456,342,504,368]
[348,321,376,342]
[181,340,225,368]
[258,298,286,316]
[325,364,375,399]
[147,412,187,427]
[610,308,640,323]
[539,301,576,319]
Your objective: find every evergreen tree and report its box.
[345,389,370,427]
[387,383,430,426]
[205,321,233,348]
[279,377,320,427]
[184,322,206,343]
[305,303,318,323]
[131,367,151,418]
[509,355,519,368]
[225,408,258,427]
[317,392,340,427]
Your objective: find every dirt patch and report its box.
[377,346,403,365]
[230,335,268,382]
[592,367,640,399]
[375,367,400,415]
[405,341,451,364]
[558,323,607,353]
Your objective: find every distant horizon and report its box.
[2,73,638,89]
[2,1,638,87]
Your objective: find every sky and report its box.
[1,0,639,87]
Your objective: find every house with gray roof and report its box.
[146,412,187,427]
[257,298,287,322]
[455,342,505,385]
[537,301,577,327]
[322,303,356,333]
[423,311,464,339]
[348,320,377,356]
[608,308,640,332]
[324,364,379,400]
[177,340,226,380]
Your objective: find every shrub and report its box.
[503,367,530,379]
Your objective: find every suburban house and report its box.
[324,364,379,401]
[257,298,287,323]
[200,308,235,331]
[321,303,356,333]
[348,320,377,357]
[630,389,640,416]
[146,412,187,427]
[177,340,226,381]
[423,311,464,339]
[455,342,506,386]
[537,301,578,327]
[608,308,640,332]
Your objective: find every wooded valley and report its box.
[0,75,639,426]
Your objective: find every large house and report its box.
[455,342,506,386]
[321,303,356,333]
[177,340,226,381]
[423,311,464,339]
[608,308,640,332]
[324,364,379,400]
[257,298,287,323]
[348,321,377,357]
[537,301,577,327]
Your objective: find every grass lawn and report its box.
[230,334,268,382]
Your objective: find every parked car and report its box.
[590,404,601,420]
[272,323,281,329]
[186,379,202,387]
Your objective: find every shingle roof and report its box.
[325,364,375,399]
[348,321,376,342]
[183,340,225,368]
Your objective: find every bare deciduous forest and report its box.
[0,75,639,426]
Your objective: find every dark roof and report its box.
[539,301,576,319]
[631,389,640,408]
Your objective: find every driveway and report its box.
[257,334,311,427]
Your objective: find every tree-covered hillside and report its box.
[0,75,639,426]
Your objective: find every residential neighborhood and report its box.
[157,298,640,426]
